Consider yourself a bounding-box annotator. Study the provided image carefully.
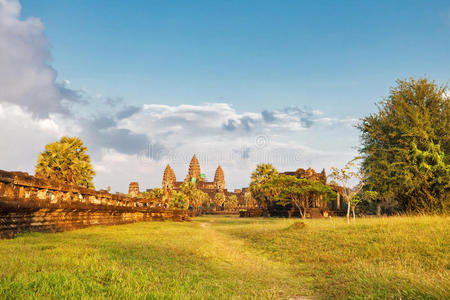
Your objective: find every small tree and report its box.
[202,198,212,210]
[35,136,95,188]
[192,189,209,215]
[224,194,238,211]
[213,193,226,210]
[168,191,189,209]
[137,188,163,199]
[330,158,364,224]
[244,192,257,208]
[249,164,278,207]
[180,181,196,204]
[180,182,209,214]
[151,188,164,199]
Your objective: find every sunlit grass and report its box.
[0,216,448,299]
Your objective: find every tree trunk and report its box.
[346,202,350,224]
[376,200,381,217]
[297,204,305,219]
[336,193,341,210]
[352,205,356,223]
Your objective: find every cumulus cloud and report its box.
[0,103,66,172]
[0,0,80,117]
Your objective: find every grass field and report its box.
[0,216,448,299]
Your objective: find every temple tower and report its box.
[128,182,139,197]
[185,154,202,182]
[321,168,327,184]
[162,164,176,189]
[214,165,225,190]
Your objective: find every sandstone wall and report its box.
[0,170,190,239]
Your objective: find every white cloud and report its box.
[0,0,74,116]
[315,117,359,127]
[0,103,66,172]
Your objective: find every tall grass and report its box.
[0,216,448,299]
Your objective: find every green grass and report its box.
[0,216,448,299]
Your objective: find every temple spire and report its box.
[185,154,201,182]
[162,164,176,189]
[214,165,225,190]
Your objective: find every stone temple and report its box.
[162,154,243,200]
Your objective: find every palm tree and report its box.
[35,137,95,188]
[213,193,225,210]
[249,164,278,207]
[224,194,238,211]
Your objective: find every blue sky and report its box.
[20,0,450,116]
[1,0,449,191]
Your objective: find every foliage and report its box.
[362,191,378,203]
[213,193,226,209]
[224,194,239,210]
[180,182,196,205]
[35,136,95,188]
[151,188,164,199]
[192,190,209,210]
[265,174,335,218]
[244,192,257,208]
[359,78,450,213]
[136,188,164,200]
[201,199,212,210]
[249,164,278,207]
[168,191,189,209]
[180,182,209,209]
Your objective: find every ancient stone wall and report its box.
[0,170,190,239]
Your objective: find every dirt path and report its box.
[193,219,316,299]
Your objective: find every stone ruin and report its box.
[159,154,248,209]
[128,182,140,197]
[0,169,190,239]
[283,167,327,183]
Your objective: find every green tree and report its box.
[151,188,164,199]
[137,188,164,200]
[266,174,335,219]
[180,182,209,214]
[359,190,379,216]
[224,194,238,211]
[193,189,209,209]
[35,136,95,188]
[249,164,278,207]
[358,78,449,213]
[213,193,226,210]
[244,192,256,208]
[168,191,189,209]
[180,182,197,202]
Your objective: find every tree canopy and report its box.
[213,192,226,209]
[264,174,335,218]
[180,182,209,210]
[224,194,238,210]
[168,191,189,209]
[35,136,95,188]
[358,78,449,213]
[249,164,278,207]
